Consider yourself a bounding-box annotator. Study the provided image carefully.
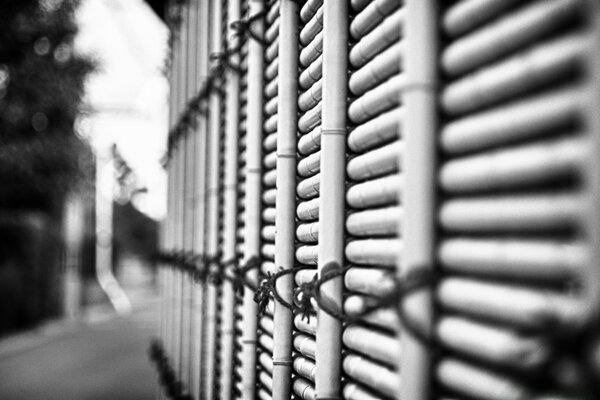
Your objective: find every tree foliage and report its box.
[0,0,95,210]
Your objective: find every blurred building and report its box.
[0,0,96,335]
[0,0,170,334]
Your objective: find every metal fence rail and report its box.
[154,0,600,399]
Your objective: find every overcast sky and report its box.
[75,0,169,220]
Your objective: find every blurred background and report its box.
[0,0,169,398]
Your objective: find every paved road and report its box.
[0,299,159,400]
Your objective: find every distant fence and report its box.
[155,0,600,399]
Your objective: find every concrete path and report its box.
[0,292,159,400]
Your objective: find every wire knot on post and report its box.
[230,255,262,295]
[252,265,318,316]
[308,262,349,323]
[163,20,254,164]
[218,256,240,289]
[230,11,267,45]
[210,51,243,75]
[253,272,273,316]
[190,253,207,282]
[204,253,222,285]
[294,272,318,323]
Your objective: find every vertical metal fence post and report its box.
[400,0,438,398]
[203,0,223,397]
[316,0,348,398]
[240,0,265,397]
[272,1,299,399]
[181,0,199,389]
[159,2,179,393]
[174,3,189,380]
[158,172,168,400]
[167,4,182,375]
[219,0,242,398]
[581,0,600,334]
[162,4,173,376]
[191,0,210,396]
[179,1,193,387]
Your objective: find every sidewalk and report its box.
[0,277,159,400]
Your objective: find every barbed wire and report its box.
[155,251,262,293]
[148,339,193,400]
[156,246,600,396]
[155,250,432,343]
[162,9,267,166]
[251,260,434,345]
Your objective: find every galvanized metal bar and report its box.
[239,0,265,397]
[346,206,401,236]
[300,0,323,23]
[436,358,530,400]
[293,378,316,399]
[344,268,397,296]
[299,55,323,89]
[175,1,190,381]
[436,316,550,370]
[346,174,402,209]
[180,0,197,386]
[219,0,242,397]
[314,1,348,398]
[346,142,401,180]
[202,0,223,397]
[272,1,299,398]
[348,75,404,124]
[342,326,400,367]
[437,277,580,330]
[399,1,438,397]
[349,42,403,96]
[300,31,323,67]
[442,33,586,116]
[300,6,323,45]
[191,0,210,396]
[578,0,600,335]
[350,0,401,39]
[440,138,583,192]
[164,8,180,373]
[346,239,400,267]
[349,9,404,69]
[441,87,581,154]
[443,0,521,38]
[442,0,584,77]
[172,1,187,378]
[438,238,583,280]
[298,105,321,133]
[343,354,398,398]
[160,0,178,374]
[439,194,581,232]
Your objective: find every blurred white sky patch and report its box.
[75,0,169,220]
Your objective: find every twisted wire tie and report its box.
[230,11,267,46]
